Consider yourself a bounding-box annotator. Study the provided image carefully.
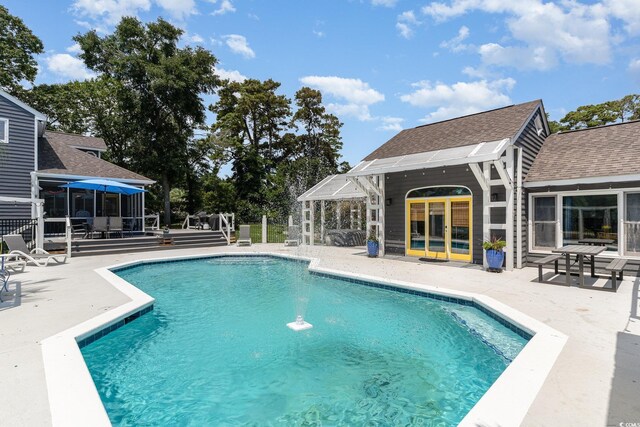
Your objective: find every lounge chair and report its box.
[236,225,252,246]
[284,225,300,246]
[0,254,26,273]
[109,217,123,238]
[4,234,67,267]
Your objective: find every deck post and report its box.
[482,161,491,269]
[320,201,326,243]
[505,146,514,271]
[262,215,267,244]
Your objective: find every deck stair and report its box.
[52,230,232,257]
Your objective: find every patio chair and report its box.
[4,234,67,267]
[0,254,26,273]
[237,225,252,246]
[284,225,300,246]
[109,217,123,238]
[92,217,108,238]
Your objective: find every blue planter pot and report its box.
[367,241,379,258]
[486,249,505,270]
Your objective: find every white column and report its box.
[349,202,354,229]
[357,203,362,230]
[378,174,385,256]
[505,147,514,270]
[482,162,491,268]
[336,201,341,230]
[618,191,625,256]
[320,201,326,243]
[516,147,523,269]
[35,202,44,250]
[310,201,315,246]
[262,215,267,243]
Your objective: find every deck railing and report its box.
[0,218,38,250]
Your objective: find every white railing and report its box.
[182,215,200,229]
[145,213,160,230]
[219,213,231,245]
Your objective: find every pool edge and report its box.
[41,251,567,427]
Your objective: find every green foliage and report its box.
[0,5,44,93]
[557,94,640,131]
[74,17,219,225]
[483,237,507,251]
[367,232,379,243]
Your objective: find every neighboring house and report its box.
[299,99,640,271]
[0,89,154,233]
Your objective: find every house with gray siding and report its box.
[0,89,154,236]
[299,99,640,274]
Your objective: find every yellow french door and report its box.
[406,197,472,262]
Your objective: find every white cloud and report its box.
[422,0,616,69]
[377,116,404,131]
[299,76,385,121]
[46,54,96,81]
[155,0,197,20]
[400,78,515,123]
[629,58,640,82]
[313,30,325,38]
[215,67,247,83]
[183,33,204,44]
[71,0,151,25]
[440,25,470,52]
[66,43,83,54]
[396,10,421,39]
[372,0,398,7]
[223,34,255,59]
[209,0,236,16]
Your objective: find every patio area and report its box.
[1,245,639,426]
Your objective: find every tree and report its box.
[210,79,292,216]
[74,17,219,225]
[290,87,343,188]
[558,94,640,130]
[0,5,44,94]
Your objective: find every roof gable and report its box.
[0,88,47,121]
[45,131,107,151]
[364,100,541,161]
[526,120,640,184]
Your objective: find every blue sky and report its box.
[4,0,640,168]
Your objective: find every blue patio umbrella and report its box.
[60,179,146,195]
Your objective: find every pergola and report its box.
[297,174,366,246]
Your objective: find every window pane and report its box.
[563,195,618,252]
[626,193,640,254]
[534,196,555,221]
[534,223,556,248]
[0,119,6,141]
[42,183,67,218]
[70,189,94,217]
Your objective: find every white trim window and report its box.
[0,118,8,143]
[625,193,640,255]
[532,196,556,250]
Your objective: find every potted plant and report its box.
[483,237,506,271]
[367,232,379,258]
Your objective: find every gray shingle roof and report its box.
[45,131,107,151]
[526,120,640,183]
[38,134,153,182]
[364,100,541,160]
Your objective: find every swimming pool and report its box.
[81,255,529,425]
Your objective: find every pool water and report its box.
[82,256,528,426]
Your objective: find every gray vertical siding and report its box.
[514,108,547,266]
[0,96,36,219]
[384,165,484,264]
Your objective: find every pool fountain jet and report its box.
[287,315,313,331]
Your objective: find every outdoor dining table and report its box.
[552,244,606,287]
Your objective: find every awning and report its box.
[347,138,510,177]
[297,174,366,202]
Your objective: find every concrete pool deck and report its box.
[1,244,639,426]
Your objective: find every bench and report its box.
[605,258,627,291]
[533,254,563,283]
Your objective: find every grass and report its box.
[247,223,287,243]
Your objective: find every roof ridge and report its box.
[46,130,102,138]
[554,119,640,135]
[406,99,541,131]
